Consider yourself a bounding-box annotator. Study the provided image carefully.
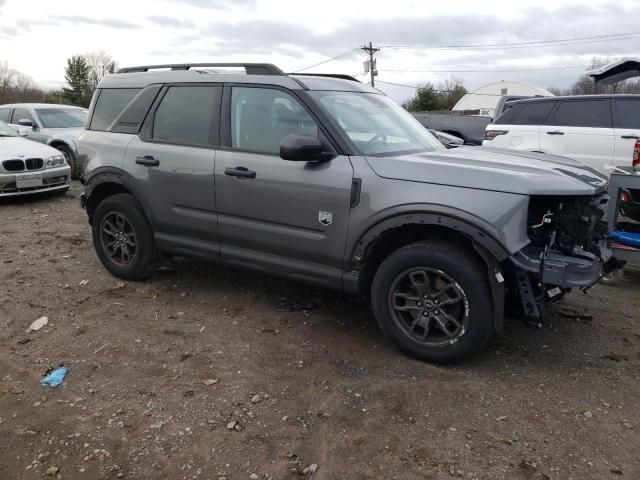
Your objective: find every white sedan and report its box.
[0,119,71,197]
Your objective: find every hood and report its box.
[0,136,61,161]
[365,146,607,196]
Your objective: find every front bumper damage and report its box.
[507,192,611,324]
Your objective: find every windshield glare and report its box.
[0,119,17,137]
[36,108,87,128]
[311,91,444,156]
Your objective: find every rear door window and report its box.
[0,108,11,122]
[90,88,140,131]
[613,98,640,129]
[152,85,221,146]
[549,99,612,128]
[11,108,35,125]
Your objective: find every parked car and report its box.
[429,129,464,148]
[78,63,610,363]
[0,103,87,179]
[483,95,640,174]
[0,119,70,197]
[412,96,534,145]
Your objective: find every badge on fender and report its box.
[318,211,333,226]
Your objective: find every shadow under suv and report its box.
[78,63,612,363]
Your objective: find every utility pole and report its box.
[362,42,379,87]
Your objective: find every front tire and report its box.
[56,144,78,179]
[371,241,494,363]
[92,193,156,281]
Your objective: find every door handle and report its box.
[135,155,160,167]
[225,166,256,179]
[546,130,564,135]
[621,134,640,139]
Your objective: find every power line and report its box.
[378,65,587,73]
[376,80,555,95]
[378,31,640,50]
[291,48,361,73]
[376,80,430,89]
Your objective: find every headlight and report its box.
[46,155,67,168]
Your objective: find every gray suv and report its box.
[77,63,611,363]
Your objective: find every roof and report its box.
[0,103,85,109]
[510,94,640,104]
[452,81,553,112]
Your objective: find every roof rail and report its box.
[117,63,285,75]
[290,73,361,83]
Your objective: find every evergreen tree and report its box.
[63,55,90,107]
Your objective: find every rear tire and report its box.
[92,193,156,281]
[371,241,494,363]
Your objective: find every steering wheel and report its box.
[367,133,387,145]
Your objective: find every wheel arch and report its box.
[346,212,509,333]
[48,139,72,152]
[84,168,156,228]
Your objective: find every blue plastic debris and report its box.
[40,367,68,388]
[611,230,640,248]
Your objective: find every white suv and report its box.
[483,95,640,174]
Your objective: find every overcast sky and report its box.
[0,0,639,102]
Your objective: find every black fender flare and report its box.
[84,167,157,227]
[349,211,509,270]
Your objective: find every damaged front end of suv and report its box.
[508,186,611,325]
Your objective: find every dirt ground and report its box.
[1,182,639,480]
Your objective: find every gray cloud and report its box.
[169,0,255,8]
[147,16,194,28]
[168,2,640,91]
[52,15,140,29]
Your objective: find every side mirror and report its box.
[18,119,34,128]
[280,134,334,162]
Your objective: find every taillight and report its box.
[621,191,629,204]
[484,130,509,141]
[633,139,640,168]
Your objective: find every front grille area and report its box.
[3,159,24,172]
[25,158,44,170]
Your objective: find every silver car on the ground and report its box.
[0,103,87,178]
[0,119,71,197]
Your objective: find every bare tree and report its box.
[84,50,117,92]
[0,61,46,104]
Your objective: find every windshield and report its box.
[36,108,87,128]
[311,91,444,157]
[0,119,17,137]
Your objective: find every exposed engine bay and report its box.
[507,194,610,323]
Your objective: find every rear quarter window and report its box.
[90,88,141,131]
[494,101,555,125]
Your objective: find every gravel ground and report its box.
[1,183,639,480]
